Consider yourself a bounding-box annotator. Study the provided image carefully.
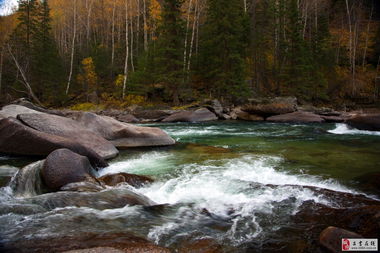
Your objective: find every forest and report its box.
[0,0,379,108]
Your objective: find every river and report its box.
[0,121,379,251]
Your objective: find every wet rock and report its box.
[99,172,154,188]
[0,165,19,187]
[319,226,362,253]
[267,111,325,123]
[320,115,345,123]
[11,98,65,116]
[60,180,105,192]
[0,104,45,118]
[236,110,264,121]
[63,247,125,253]
[2,232,170,253]
[347,114,380,131]
[162,108,218,122]
[27,187,156,210]
[0,118,108,167]
[117,114,140,123]
[72,112,175,148]
[42,149,96,191]
[18,113,119,159]
[178,238,224,253]
[355,172,380,197]
[243,97,297,117]
[133,110,175,121]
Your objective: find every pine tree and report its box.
[155,0,185,105]
[198,0,249,102]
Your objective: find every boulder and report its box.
[18,113,119,159]
[60,181,105,192]
[0,104,45,118]
[243,97,297,117]
[2,232,170,253]
[178,238,224,253]
[267,111,325,123]
[319,226,362,253]
[133,110,175,121]
[42,149,96,191]
[63,247,125,253]
[321,115,345,123]
[162,108,218,122]
[11,98,65,116]
[99,173,154,188]
[346,114,380,131]
[203,99,224,118]
[0,118,108,167]
[117,114,140,123]
[236,110,264,121]
[28,188,156,210]
[72,112,175,148]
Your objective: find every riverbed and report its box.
[1,121,379,251]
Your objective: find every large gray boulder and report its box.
[18,113,118,159]
[162,108,218,122]
[0,118,108,167]
[347,114,380,131]
[0,104,45,118]
[72,112,175,148]
[267,111,325,123]
[41,149,96,191]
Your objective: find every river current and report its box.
[0,121,379,251]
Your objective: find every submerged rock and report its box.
[319,226,362,253]
[0,118,108,167]
[267,111,325,123]
[42,149,96,191]
[72,112,175,148]
[162,108,218,122]
[2,232,170,253]
[99,172,154,188]
[347,114,380,131]
[26,188,156,210]
[18,113,119,159]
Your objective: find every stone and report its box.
[319,226,362,253]
[60,181,105,192]
[72,112,175,148]
[42,149,95,191]
[267,111,325,123]
[236,110,264,121]
[18,113,119,159]
[162,108,218,122]
[243,96,297,117]
[0,118,108,167]
[99,173,154,188]
[321,115,345,123]
[117,114,140,123]
[0,104,45,118]
[347,114,380,131]
[2,232,170,253]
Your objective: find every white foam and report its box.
[137,155,352,243]
[99,151,174,176]
[329,123,380,136]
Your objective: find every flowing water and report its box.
[0,121,380,251]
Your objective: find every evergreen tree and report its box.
[155,0,185,105]
[32,0,64,103]
[198,0,249,102]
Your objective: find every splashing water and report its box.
[329,123,380,136]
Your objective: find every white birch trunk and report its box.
[123,0,129,98]
[66,0,77,95]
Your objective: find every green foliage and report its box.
[197,0,250,102]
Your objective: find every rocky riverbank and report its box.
[0,99,379,252]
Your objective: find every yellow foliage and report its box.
[115,74,125,87]
[70,102,104,111]
[77,57,98,92]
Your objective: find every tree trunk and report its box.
[143,0,148,52]
[111,0,116,75]
[183,0,193,73]
[130,11,135,72]
[0,47,3,97]
[66,0,77,95]
[187,0,198,72]
[362,2,373,69]
[123,0,129,98]
[8,45,43,106]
